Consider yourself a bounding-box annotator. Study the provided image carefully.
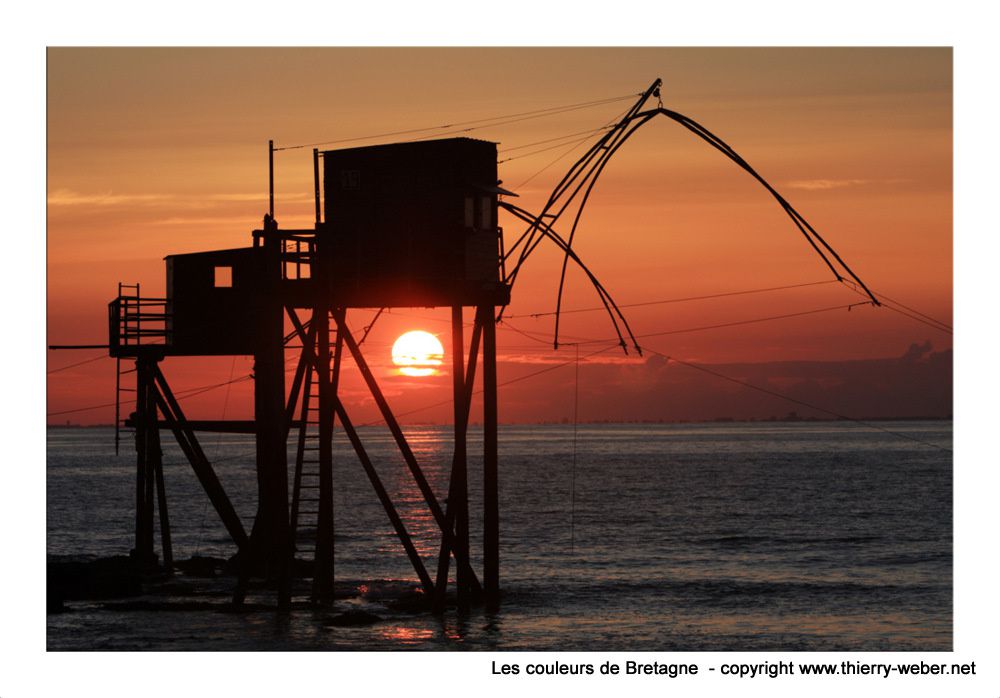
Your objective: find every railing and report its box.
[281,234,317,281]
[108,292,170,351]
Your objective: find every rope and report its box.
[503,280,839,319]
[498,126,614,163]
[47,353,108,374]
[511,104,635,190]
[46,374,253,417]
[498,126,614,155]
[501,300,875,347]
[840,279,952,334]
[272,94,638,151]
[513,134,597,189]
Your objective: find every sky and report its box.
[46,47,952,425]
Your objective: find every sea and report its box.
[47,421,952,651]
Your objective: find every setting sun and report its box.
[391,330,444,377]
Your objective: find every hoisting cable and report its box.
[498,126,615,162]
[512,103,637,190]
[47,353,109,374]
[46,374,254,417]
[499,300,874,347]
[504,279,839,319]
[272,93,639,151]
[839,278,952,334]
[359,308,385,345]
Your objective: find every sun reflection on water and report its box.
[378,625,436,644]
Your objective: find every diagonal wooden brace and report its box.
[331,312,483,593]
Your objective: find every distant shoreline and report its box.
[48,415,954,429]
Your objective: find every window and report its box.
[340,170,360,190]
[214,266,233,288]
[481,196,493,229]
[464,197,475,228]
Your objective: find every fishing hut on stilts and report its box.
[66,78,879,613]
[108,137,508,611]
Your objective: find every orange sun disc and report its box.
[391,330,444,377]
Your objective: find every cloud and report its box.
[784,178,871,191]
[203,193,314,204]
[493,346,952,422]
[47,189,172,206]
[499,352,643,366]
[901,340,933,362]
[47,189,313,208]
[148,216,265,226]
[204,193,267,202]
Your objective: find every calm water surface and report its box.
[47,421,952,651]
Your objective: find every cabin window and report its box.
[214,266,233,288]
[464,197,475,228]
[481,196,493,229]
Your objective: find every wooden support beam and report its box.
[434,311,483,612]
[142,401,156,559]
[151,367,249,550]
[244,221,291,610]
[133,359,146,558]
[327,317,345,591]
[333,397,434,594]
[452,306,471,610]
[151,416,173,570]
[332,313,484,594]
[284,317,313,438]
[288,309,430,598]
[482,304,500,609]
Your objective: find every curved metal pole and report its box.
[506,112,660,291]
[501,202,639,353]
[653,108,879,304]
[553,114,657,348]
[500,85,882,354]
[502,122,650,352]
[549,79,661,204]
[650,110,841,280]
[505,80,663,295]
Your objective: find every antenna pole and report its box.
[268,139,275,218]
[313,148,321,225]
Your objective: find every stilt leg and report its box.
[482,305,500,609]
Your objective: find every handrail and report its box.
[108,294,171,350]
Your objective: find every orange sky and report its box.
[46,48,952,424]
